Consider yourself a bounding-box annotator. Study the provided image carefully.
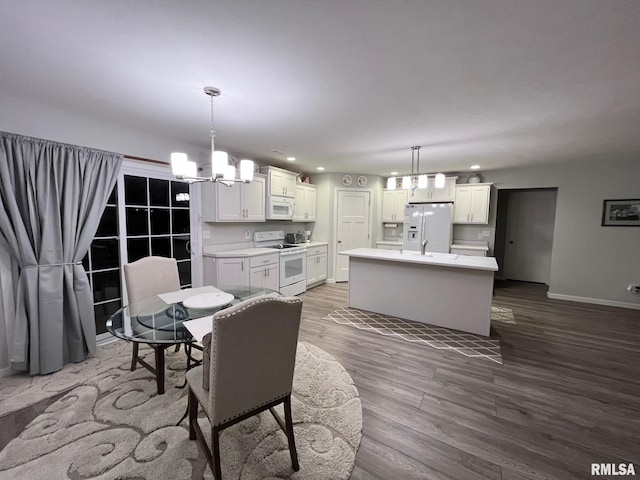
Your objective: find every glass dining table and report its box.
[106,285,280,394]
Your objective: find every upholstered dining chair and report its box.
[186,296,303,479]
[124,255,181,370]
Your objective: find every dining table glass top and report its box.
[106,285,279,345]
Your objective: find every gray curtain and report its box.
[0,132,122,374]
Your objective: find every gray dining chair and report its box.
[186,296,303,479]
[124,255,181,370]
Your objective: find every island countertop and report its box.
[339,248,498,272]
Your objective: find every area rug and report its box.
[491,305,516,324]
[0,341,362,480]
[325,307,504,364]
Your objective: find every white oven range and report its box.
[254,231,307,296]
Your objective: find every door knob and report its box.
[509,240,514,244]
[337,240,342,244]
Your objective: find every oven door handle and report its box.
[280,249,307,256]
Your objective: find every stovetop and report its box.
[254,231,307,251]
[267,244,306,249]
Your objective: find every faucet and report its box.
[421,239,428,255]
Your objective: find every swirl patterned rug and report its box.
[0,341,362,479]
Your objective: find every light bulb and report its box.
[185,160,198,178]
[211,151,229,176]
[223,164,236,181]
[171,152,188,176]
[240,159,254,181]
[386,177,396,190]
[417,174,428,189]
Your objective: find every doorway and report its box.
[334,189,372,282]
[495,188,557,284]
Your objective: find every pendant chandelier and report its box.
[386,146,445,192]
[171,87,254,185]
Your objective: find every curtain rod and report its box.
[124,154,169,166]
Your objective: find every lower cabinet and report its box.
[203,253,279,289]
[306,245,327,288]
[248,254,279,290]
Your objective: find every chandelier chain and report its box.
[210,94,216,148]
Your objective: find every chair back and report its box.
[124,256,180,303]
[207,296,302,426]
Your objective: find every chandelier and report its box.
[171,87,254,185]
[386,146,445,193]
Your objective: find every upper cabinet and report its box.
[294,184,317,222]
[260,166,297,198]
[410,176,457,203]
[453,184,491,224]
[382,190,408,222]
[201,175,266,222]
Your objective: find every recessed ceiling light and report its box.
[317,167,325,171]
[390,171,398,175]
[470,165,480,170]
[286,157,296,161]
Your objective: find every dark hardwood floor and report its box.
[298,280,640,480]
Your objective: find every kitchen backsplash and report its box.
[202,222,315,247]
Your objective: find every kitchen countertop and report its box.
[203,241,328,258]
[339,247,498,272]
[376,240,402,245]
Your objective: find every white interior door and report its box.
[504,189,557,284]
[335,190,371,282]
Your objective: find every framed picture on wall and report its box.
[601,199,640,226]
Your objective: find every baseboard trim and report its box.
[547,292,640,310]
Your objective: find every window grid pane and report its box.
[87,185,121,335]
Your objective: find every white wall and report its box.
[0,94,209,164]
[477,158,640,308]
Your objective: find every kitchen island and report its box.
[339,248,499,336]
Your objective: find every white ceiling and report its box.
[1,0,639,176]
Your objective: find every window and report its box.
[87,173,192,338]
[123,175,191,287]
[83,186,121,335]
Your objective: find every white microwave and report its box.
[266,195,294,220]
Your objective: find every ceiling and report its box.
[1,0,639,177]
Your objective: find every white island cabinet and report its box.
[339,248,498,336]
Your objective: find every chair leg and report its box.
[284,395,300,471]
[188,388,197,440]
[212,425,222,480]
[130,342,139,371]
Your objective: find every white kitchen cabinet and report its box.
[454,184,491,224]
[203,257,248,287]
[260,166,297,198]
[201,175,266,222]
[410,176,457,203]
[204,252,279,289]
[306,245,327,287]
[294,184,317,221]
[249,253,280,290]
[382,190,408,222]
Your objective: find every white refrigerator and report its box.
[402,202,453,253]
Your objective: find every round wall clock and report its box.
[341,174,353,186]
[357,175,368,187]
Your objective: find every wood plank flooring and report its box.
[298,280,640,480]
